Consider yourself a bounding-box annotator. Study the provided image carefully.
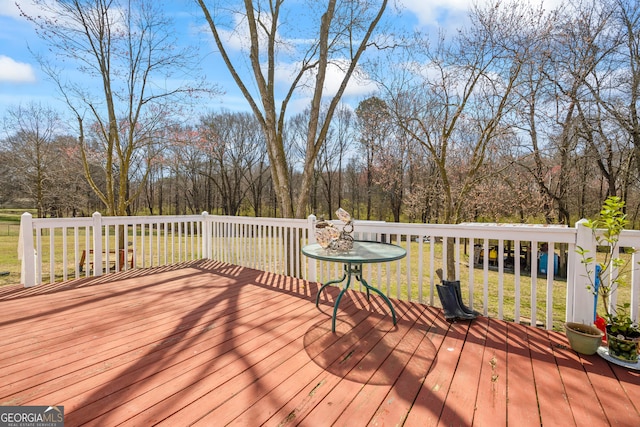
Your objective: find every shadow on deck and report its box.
[0,260,638,426]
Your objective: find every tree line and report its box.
[2,0,640,228]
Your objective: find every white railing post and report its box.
[569,219,596,324]
[92,212,103,276]
[307,215,317,282]
[201,212,210,259]
[19,212,36,287]
[631,251,640,323]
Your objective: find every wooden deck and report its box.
[1,260,639,426]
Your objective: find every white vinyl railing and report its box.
[18,212,640,330]
[18,212,206,286]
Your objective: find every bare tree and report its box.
[520,0,618,224]
[21,0,215,216]
[198,111,266,215]
[355,96,392,220]
[1,103,63,217]
[373,125,408,222]
[382,2,546,224]
[373,1,550,277]
[292,104,354,218]
[195,0,389,218]
[576,0,640,200]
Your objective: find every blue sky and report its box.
[0,0,556,124]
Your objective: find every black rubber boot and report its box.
[443,280,481,317]
[436,284,476,322]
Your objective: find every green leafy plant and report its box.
[607,303,638,337]
[576,196,639,337]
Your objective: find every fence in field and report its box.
[18,212,640,330]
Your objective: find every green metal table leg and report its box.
[317,262,397,332]
[353,264,370,300]
[332,272,353,332]
[315,271,347,307]
[359,276,397,326]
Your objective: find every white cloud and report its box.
[400,0,473,27]
[401,0,565,28]
[323,61,378,98]
[0,55,36,83]
[203,10,295,55]
[273,59,377,100]
[0,1,22,18]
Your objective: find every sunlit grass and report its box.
[0,223,20,287]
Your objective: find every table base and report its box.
[315,263,397,332]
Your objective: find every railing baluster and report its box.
[468,238,476,314]
[514,239,522,322]
[61,227,67,281]
[74,226,80,279]
[48,228,54,283]
[498,239,504,320]
[530,242,539,328]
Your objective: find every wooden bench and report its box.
[79,249,134,273]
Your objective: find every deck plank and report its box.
[300,316,413,425]
[329,301,428,427]
[525,325,576,426]
[547,327,610,427]
[402,318,470,425]
[582,350,640,426]
[1,261,639,426]
[228,297,373,426]
[367,305,443,426]
[472,317,508,426]
[438,315,488,426]
[262,300,392,425]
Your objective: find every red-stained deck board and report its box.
[190,296,375,426]
[367,305,444,426]
[582,351,640,425]
[402,317,471,425]
[329,301,430,427]
[472,317,508,426]
[547,328,610,427]
[262,301,393,425]
[1,260,639,426]
[106,297,325,426]
[505,322,542,427]
[1,275,272,384]
[299,314,415,425]
[227,299,374,426]
[525,325,575,426]
[190,292,369,426]
[65,281,318,425]
[2,277,295,406]
[438,315,489,426]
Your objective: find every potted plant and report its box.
[575,196,640,362]
[564,321,603,356]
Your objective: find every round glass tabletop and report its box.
[302,240,406,264]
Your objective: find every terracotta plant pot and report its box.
[606,327,640,363]
[564,322,603,355]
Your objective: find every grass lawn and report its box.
[0,210,25,287]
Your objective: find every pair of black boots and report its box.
[436,279,481,322]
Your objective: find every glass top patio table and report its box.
[302,241,406,332]
[301,240,407,264]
